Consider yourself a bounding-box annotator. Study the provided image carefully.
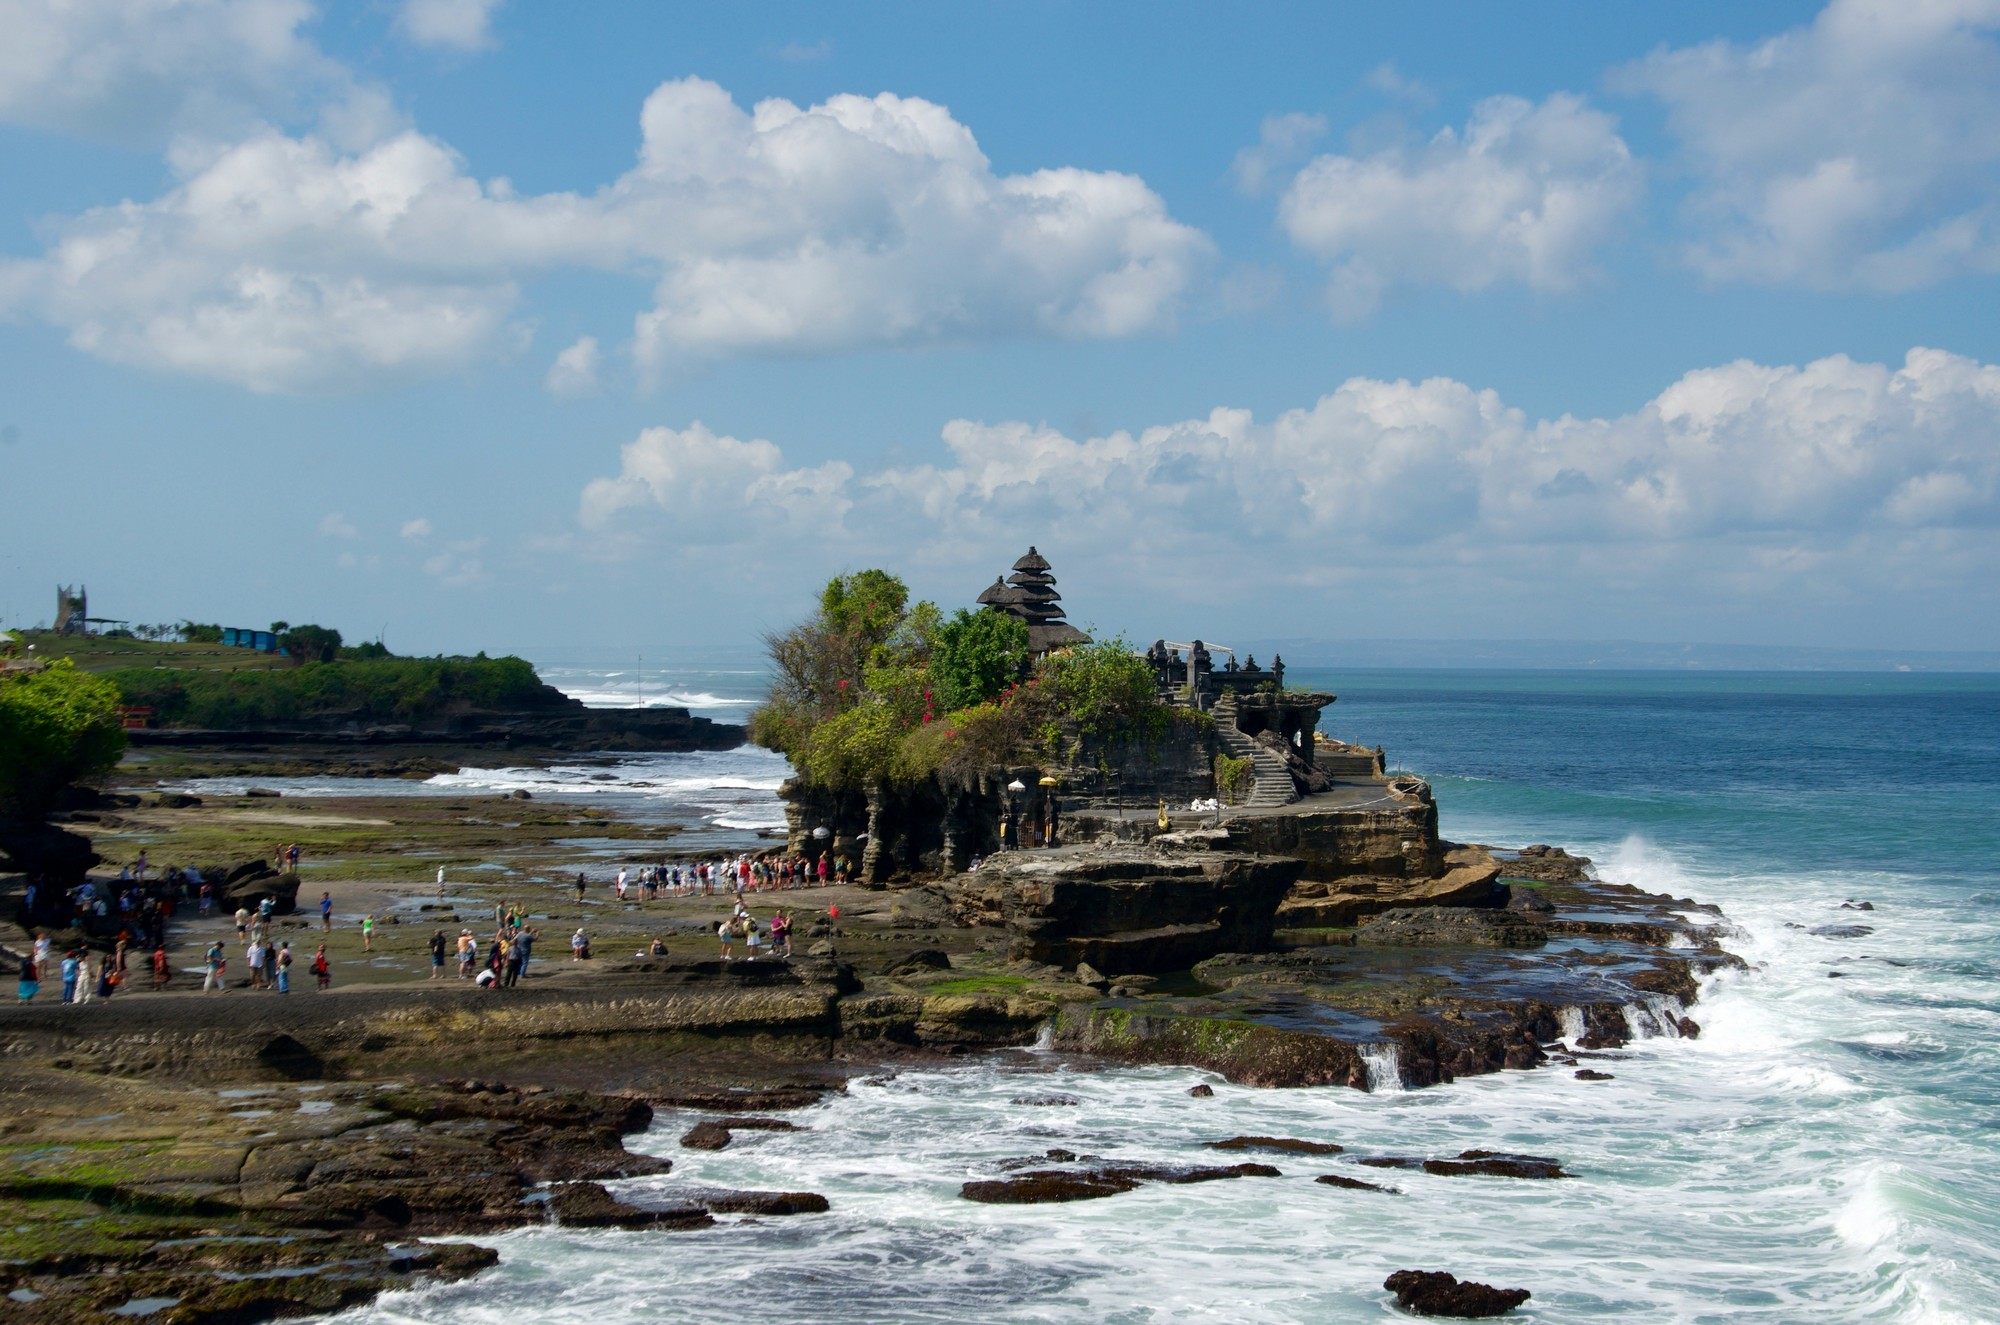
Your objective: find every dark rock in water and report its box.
[994,1148,1094,1172]
[715,1116,801,1132]
[245,787,280,798]
[1315,1173,1396,1193]
[1011,1093,1081,1107]
[962,1170,1141,1203]
[1355,906,1547,949]
[1676,1017,1702,1039]
[1841,900,1875,911]
[1574,1069,1615,1081]
[961,1162,1279,1204]
[156,792,203,809]
[1100,1162,1281,1184]
[1361,1150,1569,1180]
[1828,970,1847,978]
[1810,924,1874,939]
[651,1086,828,1113]
[701,1190,830,1216]
[1503,885,1556,914]
[1187,1084,1215,1097]
[886,948,953,976]
[547,1182,712,1230]
[1384,1269,1531,1317]
[1502,844,1590,882]
[1206,1135,1344,1156]
[679,1122,732,1150]
[1433,1150,1569,1179]
[512,788,533,800]
[680,1115,799,1150]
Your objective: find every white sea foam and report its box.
[1359,1043,1403,1092]
[166,748,794,835]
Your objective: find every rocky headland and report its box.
[2,569,1748,1320]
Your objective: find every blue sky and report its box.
[2,0,1997,659]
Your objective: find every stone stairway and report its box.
[1212,696,1298,808]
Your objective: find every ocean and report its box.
[317,665,2000,1323]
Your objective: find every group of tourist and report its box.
[715,901,796,961]
[205,892,328,993]
[18,863,194,945]
[14,933,166,1003]
[604,853,849,902]
[438,914,542,990]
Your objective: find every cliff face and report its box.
[937,847,1303,974]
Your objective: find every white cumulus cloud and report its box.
[544,335,601,396]
[0,0,387,145]
[580,421,854,530]
[1231,111,1328,195]
[1277,93,1642,320]
[317,511,358,537]
[618,80,1209,366]
[400,517,433,539]
[1615,0,2000,289]
[395,0,501,52]
[0,130,543,390]
[0,77,1208,390]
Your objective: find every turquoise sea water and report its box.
[331,668,2000,1323]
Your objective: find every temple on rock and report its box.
[976,547,1091,657]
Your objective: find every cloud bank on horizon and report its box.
[580,345,2000,603]
[1,0,1996,650]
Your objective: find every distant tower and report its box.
[55,584,86,635]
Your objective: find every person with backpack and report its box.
[203,941,226,992]
[310,944,331,991]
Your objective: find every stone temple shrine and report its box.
[975,547,1091,657]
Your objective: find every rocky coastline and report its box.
[1,724,1747,1321]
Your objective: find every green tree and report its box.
[931,608,1029,710]
[278,623,343,663]
[755,570,916,761]
[819,569,908,652]
[0,661,127,820]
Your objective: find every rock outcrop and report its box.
[936,846,1302,974]
[1383,1270,1531,1317]
[1275,847,1502,930]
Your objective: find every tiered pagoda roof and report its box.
[978,546,1090,653]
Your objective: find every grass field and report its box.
[12,632,292,674]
